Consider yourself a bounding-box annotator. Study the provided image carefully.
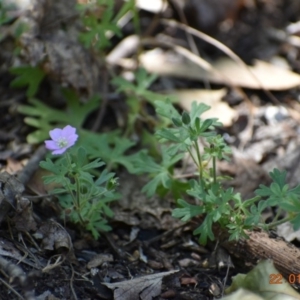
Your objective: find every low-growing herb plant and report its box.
[40,125,120,239]
[77,0,135,51]
[135,100,300,245]
[10,66,46,98]
[18,90,100,144]
[18,89,144,174]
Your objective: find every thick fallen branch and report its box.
[219,227,300,287]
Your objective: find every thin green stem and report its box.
[64,152,77,205]
[212,156,216,184]
[194,140,203,181]
[74,174,85,226]
[65,152,72,167]
[239,206,250,217]
[65,152,85,225]
[242,196,261,209]
[272,208,283,223]
[74,175,81,210]
[262,216,291,230]
[186,147,198,168]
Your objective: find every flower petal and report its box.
[49,128,62,141]
[52,147,67,155]
[45,140,59,150]
[66,134,78,147]
[62,125,76,137]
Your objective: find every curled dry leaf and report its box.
[12,195,37,232]
[87,253,114,269]
[140,49,300,90]
[0,172,24,224]
[34,220,72,252]
[0,237,24,261]
[0,171,37,232]
[102,270,178,300]
[107,35,140,65]
[212,58,300,90]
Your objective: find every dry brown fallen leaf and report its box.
[33,220,72,252]
[163,88,237,127]
[102,270,178,300]
[213,58,300,90]
[0,172,25,224]
[140,49,300,90]
[5,158,24,174]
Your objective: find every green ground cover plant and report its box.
[40,125,120,239]
[78,0,136,52]
[142,100,300,245]
[37,99,300,244]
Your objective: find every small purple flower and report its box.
[45,125,78,155]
